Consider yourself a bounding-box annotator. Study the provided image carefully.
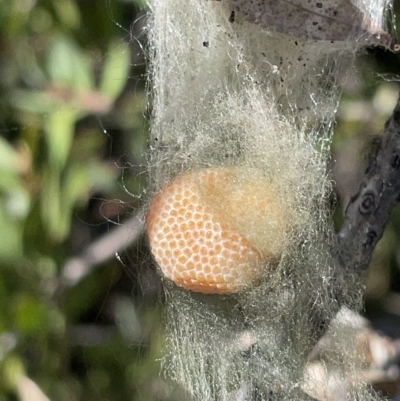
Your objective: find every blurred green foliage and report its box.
[1,1,400,401]
[0,1,167,400]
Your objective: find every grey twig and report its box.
[309,94,400,345]
[335,94,400,276]
[59,208,145,290]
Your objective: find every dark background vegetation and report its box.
[1,1,400,400]
[0,1,165,400]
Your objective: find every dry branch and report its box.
[335,93,400,277]
[59,208,145,290]
[305,94,400,376]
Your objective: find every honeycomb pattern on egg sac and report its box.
[146,167,287,294]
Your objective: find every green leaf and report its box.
[40,166,63,241]
[58,162,118,239]
[0,138,18,174]
[1,355,25,390]
[47,36,93,90]
[4,188,30,220]
[52,0,81,30]
[99,40,130,102]
[0,141,31,223]
[44,108,80,169]
[59,166,89,233]
[13,295,48,335]
[0,199,23,262]
[10,89,57,114]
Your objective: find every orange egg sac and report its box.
[146,167,287,294]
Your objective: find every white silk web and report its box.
[146,1,394,399]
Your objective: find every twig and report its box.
[335,93,400,276]
[309,94,400,345]
[59,209,145,290]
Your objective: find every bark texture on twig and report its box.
[336,94,400,275]
[309,95,400,347]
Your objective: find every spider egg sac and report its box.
[146,167,287,294]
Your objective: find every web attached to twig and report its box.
[146,1,395,399]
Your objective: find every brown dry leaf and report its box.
[223,0,397,49]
